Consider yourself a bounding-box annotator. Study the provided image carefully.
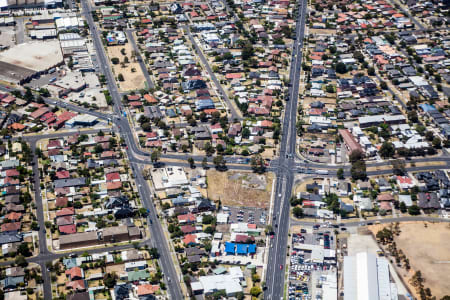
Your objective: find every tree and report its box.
[204,226,214,234]
[293,207,304,218]
[407,110,418,122]
[432,137,441,149]
[24,87,34,102]
[349,149,364,162]
[380,80,388,90]
[15,255,28,267]
[290,196,302,206]
[376,228,393,244]
[141,122,152,132]
[39,88,50,97]
[250,286,262,297]
[351,160,366,180]
[31,221,39,231]
[149,247,160,259]
[250,154,265,173]
[367,67,375,76]
[379,142,395,158]
[103,273,117,288]
[111,57,120,64]
[202,215,215,225]
[399,201,407,213]
[408,205,421,215]
[17,243,31,256]
[151,150,160,164]
[335,62,347,74]
[187,157,195,168]
[242,127,250,139]
[337,168,344,179]
[118,74,124,81]
[204,142,215,156]
[213,155,226,171]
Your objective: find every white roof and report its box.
[198,274,243,295]
[409,76,428,87]
[345,252,396,300]
[398,195,412,206]
[191,281,203,291]
[377,257,392,300]
[216,213,229,224]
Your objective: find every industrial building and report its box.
[344,252,398,300]
[65,114,98,128]
[0,0,61,9]
[0,41,63,84]
[339,128,364,154]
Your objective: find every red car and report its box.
[279,265,283,270]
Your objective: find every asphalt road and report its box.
[264,1,307,299]
[79,1,183,298]
[290,216,450,227]
[29,140,52,300]
[0,1,448,299]
[184,25,242,121]
[125,29,155,90]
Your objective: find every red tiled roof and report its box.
[1,222,21,232]
[107,181,122,190]
[137,284,159,296]
[181,225,196,234]
[66,279,85,291]
[225,73,242,79]
[144,94,157,103]
[106,172,120,182]
[178,213,196,223]
[66,267,83,279]
[8,123,25,131]
[129,101,143,107]
[183,234,197,245]
[59,224,76,234]
[127,95,141,101]
[377,193,394,202]
[5,212,21,221]
[5,169,19,177]
[56,171,70,179]
[56,207,75,217]
[56,197,69,207]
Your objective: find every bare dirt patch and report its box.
[309,28,337,35]
[206,170,274,209]
[370,222,450,299]
[302,96,336,108]
[106,44,146,91]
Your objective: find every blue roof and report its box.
[195,99,215,110]
[225,242,235,254]
[166,108,177,117]
[419,103,436,112]
[63,258,78,269]
[248,244,256,254]
[236,243,247,254]
[172,195,188,205]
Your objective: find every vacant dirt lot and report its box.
[302,96,336,109]
[309,28,337,35]
[370,222,450,298]
[395,222,450,299]
[106,43,145,91]
[206,170,274,209]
